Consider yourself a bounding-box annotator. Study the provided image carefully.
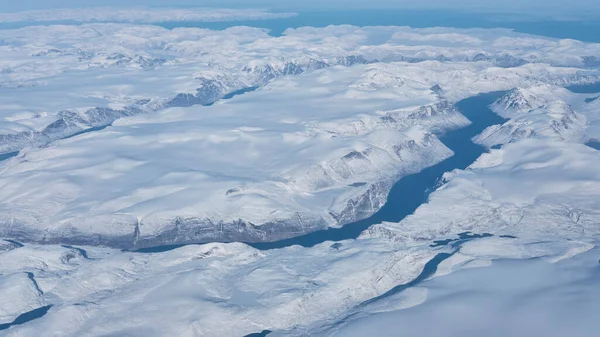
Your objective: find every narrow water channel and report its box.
[0,151,18,162]
[0,306,53,331]
[137,90,508,253]
[248,91,508,250]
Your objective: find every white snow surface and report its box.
[327,244,600,337]
[318,132,600,336]
[476,84,597,147]
[1,18,600,336]
[362,138,600,243]
[2,93,600,335]
[1,238,596,336]
[1,24,600,248]
[0,63,462,248]
[0,241,440,336]
[0,273,45,323]
[1,153,598,336]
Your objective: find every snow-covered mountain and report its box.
[489,85,575,117]
[317,99,470,137]
[2,57,599,249]
[490,87,546,117]
[1,24,600,248]
[1,136,599,336]
[1,24,600,155]
[0,63,461,249]
[477,100,586,147]
[1,16,600,336]
[362,138,600,244]
[476,84,597,147]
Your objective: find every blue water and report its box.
[222,86,258,99]
[155,10,600,42]
[60,245,90,259]
[586,141,600,150]
[572,85,600,151]
[333,246,600,336]
[430,232,494,248]
[306,250,453,336]
[247,91,508,250]
[360,252,454,307]
[0,305,52,331]
[3,239,24,247]
[2,10,600,43]
[136,90,508,253]
[0,20,81,30]
[568,82,600,93]
[25,272,43,295]
[247,84,600,251]
[206,86,259,106]
[243,330,272,337]
[348,182,367,187]
[0,151,18,162]
[62,124,112,140]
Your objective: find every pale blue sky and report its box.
[2,0,600,17]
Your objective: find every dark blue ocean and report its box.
[155,10,600,43]
[2,10,600,43]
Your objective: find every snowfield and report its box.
[0,238,597,336]
[362,139,600,244]
[1,24,600,154]
[328,244,600,337]
[1,24,600,248]
[1,12,600,336]
[475,84,595,147]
